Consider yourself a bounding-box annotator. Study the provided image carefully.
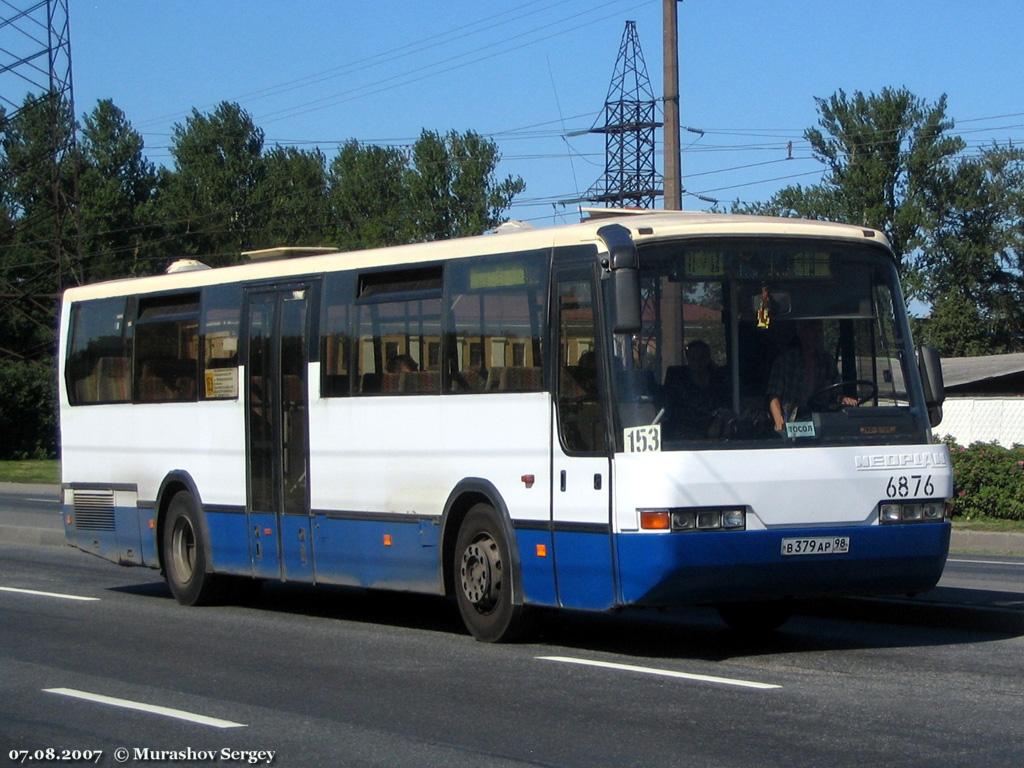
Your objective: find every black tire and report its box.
[454,503,526,642]
[162,490,223,606]
[717,601,792,634]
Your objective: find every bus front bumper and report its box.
[616,521,950,606]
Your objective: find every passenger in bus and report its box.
[665,339,729,438]
[767,319,856,432]
[572,350,599,398]
[387,353,418,373]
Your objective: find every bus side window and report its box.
[446,252,548,394]
[133,294,200,403]
[201,284,241,399]
[65,297,130,405]
[556,276,606,453]
[320,272,355,397]
[355,298,442,396]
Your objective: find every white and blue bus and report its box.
[58,212,952,640]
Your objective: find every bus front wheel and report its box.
[162,490,222,606]
[454,504,525,642]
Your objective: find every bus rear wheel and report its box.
[163,490,222,606]
[454,504,525,642]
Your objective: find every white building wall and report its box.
[937,398,1024,446]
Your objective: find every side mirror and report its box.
[612,267,641,333]
[917,345,945,427]
[597,223,641,334]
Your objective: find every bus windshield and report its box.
[606,239,930,449]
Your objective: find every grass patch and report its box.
[0,459,59,484]
[952,516,1024,533]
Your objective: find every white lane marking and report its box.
[43,688,246,729]
[0,586,99,602]
[24,497,58,503]
[948,558,1024,567]
[537,656,781,690]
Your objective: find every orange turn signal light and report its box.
[535,543,547,558]
[383,534,393,547]
[640,510,671,530]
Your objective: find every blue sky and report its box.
[67,0,1024,227]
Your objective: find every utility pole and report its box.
[662,0,682,210]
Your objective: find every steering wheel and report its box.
[807,379,877,409]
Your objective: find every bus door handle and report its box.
[560,470,566,492]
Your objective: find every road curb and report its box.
[950,529,1024,556]
[0,524,66,548]
[0,482,59,496]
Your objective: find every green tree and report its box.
[329,140,410,250]
[737,87,964,291]
[406,129,524,241]
[0,358,56,459]
[77,99,159,279]
[738,87,1024,354]
[916,144,1024,350]
[158,102,265,266]
[328,130,524,250]
[913,288,995,356]
[0,94,77,361]
[252,145,331,249]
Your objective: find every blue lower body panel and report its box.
[616,522,951,606]
[64,504,153,567]
[204,510,252,576]
[552,530,616,610]
[313,515,440,593]
[513,529,558,607]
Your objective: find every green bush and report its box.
[942,437,1024,521]
[0,359,57,460]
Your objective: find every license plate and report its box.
[781,536,850,556]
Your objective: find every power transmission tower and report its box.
[580,20,663,209]
[0,0,74,121]
[0,0,79,301]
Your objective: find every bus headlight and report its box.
[902,503,924,522]
[722,509,746,529]
[879,501,946,524]
[658,508,746,532]
[696,511,721,530]
[879,503,902,523]
[671,510,696,530]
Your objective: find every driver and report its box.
[767,319,856,433]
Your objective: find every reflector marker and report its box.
[43,688,246,729]
[0,586,99,602]
[537,656,781,690]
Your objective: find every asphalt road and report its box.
[2,536,1023,767]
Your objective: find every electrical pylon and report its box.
[0,0,79,302]
[582,20,663,208]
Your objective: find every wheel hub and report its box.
[171,517,196,584]
[460,536,502,612]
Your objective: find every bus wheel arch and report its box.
[441,480,527,642]
[154,472,212,578]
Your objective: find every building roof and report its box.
[941,353,1024,390]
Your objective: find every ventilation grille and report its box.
[73,490,116,531]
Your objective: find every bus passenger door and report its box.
[245,284,315,582]
[551,263,616,610]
